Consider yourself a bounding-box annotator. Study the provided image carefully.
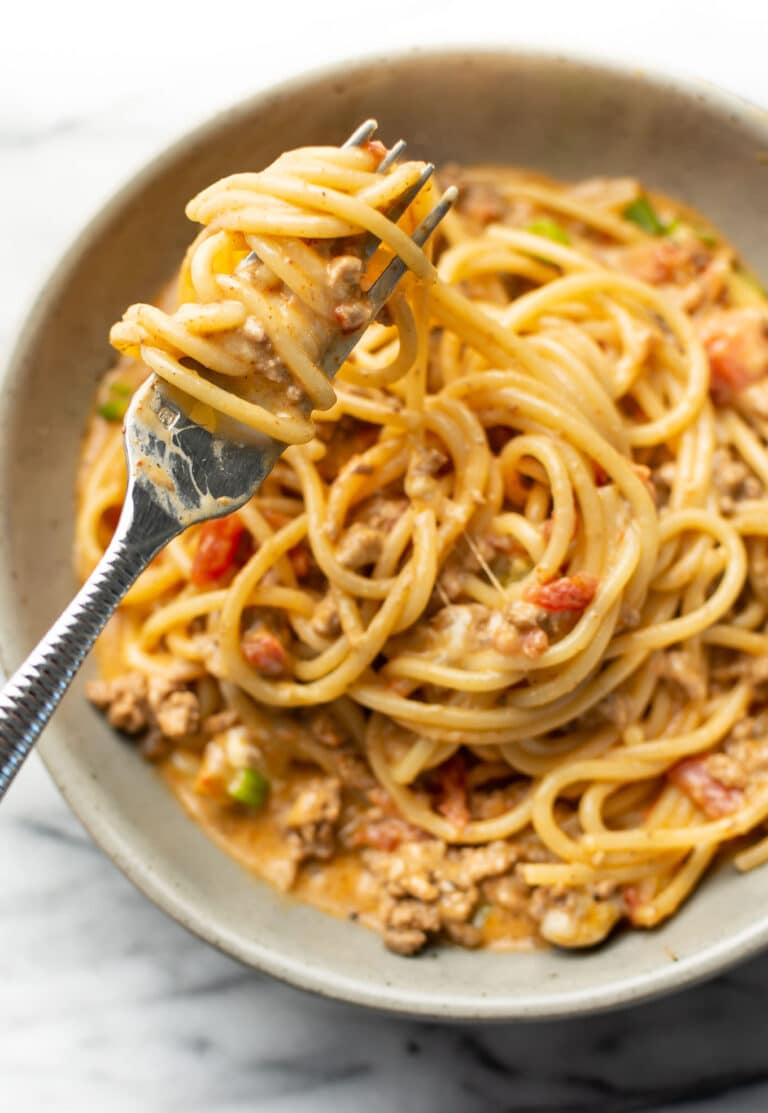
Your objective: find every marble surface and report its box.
[3,2,768,1109]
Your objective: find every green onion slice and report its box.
[526,218,571,245]
[97,381,132,421]
[622,196,667,236]
[227,767,270,810]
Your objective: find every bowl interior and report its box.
[4,50,768,1019]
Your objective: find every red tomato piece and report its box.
[190,516,245,585]
[526,573,598,613]
[700,308,768,404]
[363,139,387,166]
[668,756,744,819]
[240,626,288,676]
[706,337,754,402]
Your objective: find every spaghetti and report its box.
[80,144,768,954]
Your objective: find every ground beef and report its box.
[282,777,342,863]
[659,649,707,701]
[239,317,290,384]
[87,674,148,734]
[724,717,768,781]
[365,838,516,955]
[406,444,449,499]
[305,709,347,748]
[327,252,368,333]
[201,709,240,735]
[154,689,200,739]
[712,447,762,512]
[335,522,386,568]
[483,873,532,913]
[356,495,408,533]
[383,927,431,956]
[530,885,623,947]
[311,592,341,638]
[327,254,364,299]
[333,301,369,332]
[426,602,549,662]
[87,674,200,743]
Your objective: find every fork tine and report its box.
[344,128,423,260]
[342,119,378,148]
[318,185,457,381]
[245,124,432,280]
[378,138,407,172]
[360,162,434,262]
[365,185,458,313]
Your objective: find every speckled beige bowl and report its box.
[3,50,768,1019]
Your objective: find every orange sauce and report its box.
[162,762,384,932]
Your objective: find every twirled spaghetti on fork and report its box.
[80,137,768,954]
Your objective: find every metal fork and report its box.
[0,120,455,800]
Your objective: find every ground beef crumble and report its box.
[363,838,517,955]
[281,776,342,863]
[87,673,200,758]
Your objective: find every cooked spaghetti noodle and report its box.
[80,143,768,953]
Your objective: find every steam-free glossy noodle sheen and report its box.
[79,141,768,954]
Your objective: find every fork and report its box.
[0,120,455,800]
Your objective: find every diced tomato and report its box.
[706,337,754,403]
[699,308,768,404]
[668,756,744,818]
[241,626,288,676]
[363,138,387,167]
[434,752,470,829]
[288,543,312,579]
[526,573,598,613]
[191,516,246,586]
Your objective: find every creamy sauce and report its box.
[162,763,384,931]
[161,759,540,950]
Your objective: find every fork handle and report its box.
[0,497,175,800]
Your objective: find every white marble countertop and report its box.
[3,2,768,1109]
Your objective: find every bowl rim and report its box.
[6,45,768,1020]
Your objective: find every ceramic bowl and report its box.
[4,49,768,1020]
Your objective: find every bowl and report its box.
[3,48,768,1020]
